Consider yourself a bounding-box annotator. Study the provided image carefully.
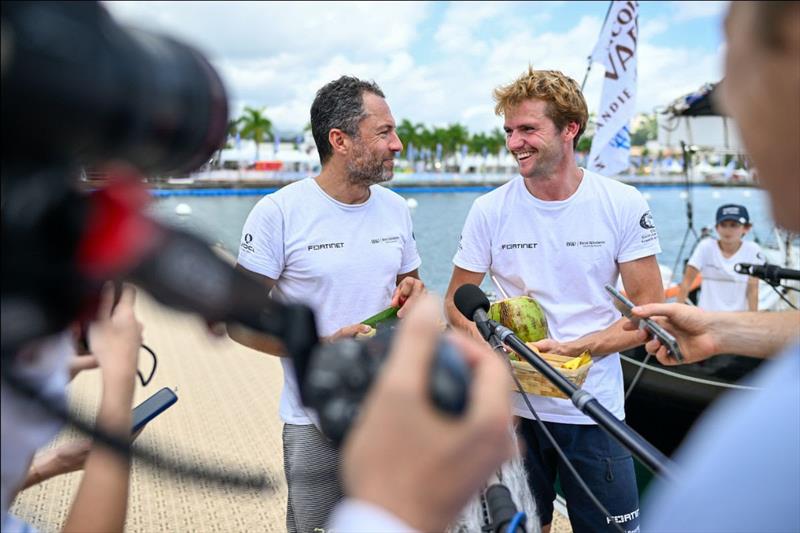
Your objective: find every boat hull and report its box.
[621,346,763,457]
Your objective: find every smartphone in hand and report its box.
[604,284,684,363]
[132,387,178,433]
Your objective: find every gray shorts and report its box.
[282,423,343,532]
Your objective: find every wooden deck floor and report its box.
[11,291,571,532]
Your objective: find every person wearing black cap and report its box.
[677,203,764,311]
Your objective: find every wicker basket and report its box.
[509,346,592,399]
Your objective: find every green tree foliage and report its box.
[215,117,244,163]
[394,119,510,160]
[576,135,593,154]
[630,114,657,147]
[239,106,274,161]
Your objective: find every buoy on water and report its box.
[175,203,192,216]
[406,198,418,209]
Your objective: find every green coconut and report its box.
[488,296,549,342]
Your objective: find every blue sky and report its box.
[104,1,729,134]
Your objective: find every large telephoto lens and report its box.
[1,1,228,175]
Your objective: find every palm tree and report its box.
[443,123,469,157]
[213,117,243,167]
[397,119,418,158]
[239,106,273,161]
[487,128,506,155]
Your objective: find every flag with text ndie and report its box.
[588,0,638,177]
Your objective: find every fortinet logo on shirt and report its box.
[500,242,538,250]
[307,242,344,251]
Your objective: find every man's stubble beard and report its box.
[520,142,564,180]
[346,140,393,187]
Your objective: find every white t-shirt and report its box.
[643,341,800,532]
[453,171,661,423]
[238,178,421,425]
[687,238,764,311]
[329,499,415,532]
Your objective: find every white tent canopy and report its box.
[218,139,318,165]
[657,115,744,153]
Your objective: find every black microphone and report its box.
[735,263,800,284]
[454,284,493,341]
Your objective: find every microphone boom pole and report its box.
[493,322,675,480]
[454,284,677,481]
[735,262,800,284]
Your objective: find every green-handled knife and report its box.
[361,306,400,328]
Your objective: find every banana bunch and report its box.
[562,352,592,370]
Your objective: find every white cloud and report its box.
[102,1,725,135]
[670,1,729,22]
[635,42,724,113]
[641,19,670,39]
[104,1,430,61]
[434,2,507,55]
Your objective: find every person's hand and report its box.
[22,429,144,490]
[342,296,514,532]
[529,338,585,357]
[67,354,99,381]
[43,440,92,478]
[87,283,143,385]
[53,428,144,473]
[622,303,719,365]
[324,323,372,342]
[391,277,426,318]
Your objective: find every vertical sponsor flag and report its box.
[435,143,443,161]
[588,1,638,176]
[274,135,280,156]
[408,142,415,162]
[235,131,242,150]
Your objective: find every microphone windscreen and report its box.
[453,284,490,322]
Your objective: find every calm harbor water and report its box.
[149,183,778,296]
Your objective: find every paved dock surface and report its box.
[12,291,571,532]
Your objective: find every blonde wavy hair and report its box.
[493,67,588,149]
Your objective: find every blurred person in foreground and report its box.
[328,296,515,532]
[17,324,146,493]
[628,2,800,531]
[1,285,143,532]
[228,76,425,531]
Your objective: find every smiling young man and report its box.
[444,68,664,533]
[230,76,424,532]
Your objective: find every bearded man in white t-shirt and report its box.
[444,68,664,533]
[229,76,424,532]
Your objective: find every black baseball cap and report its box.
[716,204,750,225]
